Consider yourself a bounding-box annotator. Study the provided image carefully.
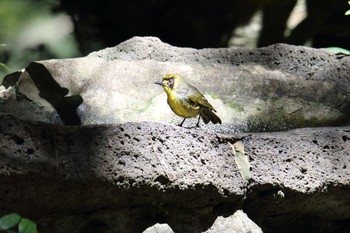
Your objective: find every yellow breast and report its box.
[166,90,200,118]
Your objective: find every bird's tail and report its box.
[201,108,222,125]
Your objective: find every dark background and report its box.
[58,0,350,51]
[1,0,350,76]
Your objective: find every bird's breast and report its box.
[166,91,200,118]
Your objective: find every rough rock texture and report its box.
[1,37,350,132]
[0,113,349,233]
[204,210,263,233]
[0,114,243,233]
[244,126,350,233]
[1,37,350,233]
[143,223,174,233]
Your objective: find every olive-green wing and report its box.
[188,93,215,111]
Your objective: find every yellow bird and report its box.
[155,74,222,127]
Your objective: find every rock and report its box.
[0,114,244,233]
[244,126,350,233]
[1,37,350,233]
[143,223,174,233]
[204,210,262,233]
[1,37,350,131]
[0,113,349,233]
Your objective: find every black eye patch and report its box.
[167,78,174,89]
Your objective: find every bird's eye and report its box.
[167,78,174,89]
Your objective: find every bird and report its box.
[155,74,222,127]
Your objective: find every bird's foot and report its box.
[178,118,186,127]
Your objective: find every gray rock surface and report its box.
[204,210,262,233]
[1,37,350,233]
[143,223,175,233]
[0,113,349,233]
[1,37,349,132]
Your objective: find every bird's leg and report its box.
[179,118,186,127]
[196,114,201,127]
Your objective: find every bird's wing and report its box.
[189,94,215,110]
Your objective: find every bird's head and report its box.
[155,74,183,92]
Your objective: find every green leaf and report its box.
[0,213,21,230]
[0,63,10,72]
[231,141,252,181]
[325,47,350,54]
[346,10,350,15]
[18,218,37,233]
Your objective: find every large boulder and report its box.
[1,37,349,131]
[0,37,350,233]
[0,114,349,232]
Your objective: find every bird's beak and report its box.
[154,81,164,86]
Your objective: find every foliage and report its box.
[325,47,350,54]
[0,213,37,233]
[0,0,80,78]
[0,44,10,77]
[346,1,350,15]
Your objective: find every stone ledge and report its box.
[0,114,349,232]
